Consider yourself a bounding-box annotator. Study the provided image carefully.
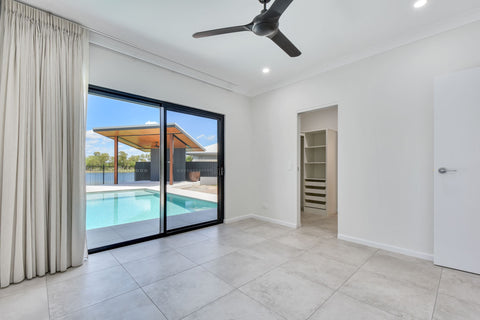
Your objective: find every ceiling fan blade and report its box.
[268,30,301,57]
[265,0,294,18]
[193,24,253,38]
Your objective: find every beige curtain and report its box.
[0,0,88,288]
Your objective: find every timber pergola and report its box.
[93,124,204,185]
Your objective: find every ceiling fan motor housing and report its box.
[252,21,279,36]
[252,12,279,36]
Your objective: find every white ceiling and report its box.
[22,0,480,96]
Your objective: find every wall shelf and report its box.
[302,129,337,215]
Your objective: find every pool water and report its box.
[86,189,217,230]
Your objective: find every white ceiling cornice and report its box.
[89,32,248,96]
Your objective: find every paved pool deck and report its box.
[86,208,217,249]
[86,181,217,203]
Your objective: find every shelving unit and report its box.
[303,129,337,215]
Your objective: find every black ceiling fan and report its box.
[193,0,301,57]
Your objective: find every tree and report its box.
[140,153,151,161]
[127,155,140,168]
[86,152,112,168]
[86,151,152,170]
[186,155,193,162]
[117,151,128,169]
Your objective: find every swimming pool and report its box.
[86,189,217,230]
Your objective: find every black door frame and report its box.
[87,85,225,254]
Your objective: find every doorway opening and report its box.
[297,105,338,235]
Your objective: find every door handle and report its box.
[438,167,457,174]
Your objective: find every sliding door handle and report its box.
[438,167,457,174]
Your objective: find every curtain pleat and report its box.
[0,0,88,288]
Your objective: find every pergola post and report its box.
[169,134,174,185]
[114,136,118,184]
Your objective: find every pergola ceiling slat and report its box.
[93,124,205,152]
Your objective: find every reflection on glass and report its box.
[85,94,161,249]
[165,111,219,230]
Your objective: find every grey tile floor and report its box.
[1,213,480,319]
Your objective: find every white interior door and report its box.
[434,67,480,274]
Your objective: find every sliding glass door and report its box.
[86,90,164,251]
[165,108,224,231]
[85,86,224,252]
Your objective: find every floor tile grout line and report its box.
[225,219,340,320]
[167,236,212,250]
[232,248,303,288]
[155,234,284,289]
[112,247,174,265]
[333,287,406,319]
[338,251,443,293]
[172,240,243,265]
[233,254,320,320]
[46,263,140,319]
[178,288,238,320]
[135,262,201,289]
[45,276,52,319]
[49,287,140,319]
[332,252,437,320]
[438,285,480,309]
[431,268,443,320]
[111,250,171,320]
[166,252,235,287]
[436,266,480,309]
[193,242,309,318]
[197,251,279,290]
[198,263,242,288]
[45,258,120,286]
[172,245,218,267]
[304,248,379,320]
[304,245,373,269]
[180,232,307,287]
[51,253,154,319]
[235,288,290,320]
[115,247,235,320]
[45,255,97,319]
[0,277,44,298]
[138,286,169,320]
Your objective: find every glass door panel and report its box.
[86,92,164,250]
[165,110,222,230]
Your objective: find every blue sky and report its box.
[86,94,217,156]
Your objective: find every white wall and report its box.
[251,21,480,259]
[89,44,253,221]
[300,106,338,132]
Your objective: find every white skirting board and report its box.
[338,234,434,261]
[223,215,254,224]
[224,214,298,229]
[224,216,432,261]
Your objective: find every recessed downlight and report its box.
[262,67,271,74]
[414,0,427,8]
